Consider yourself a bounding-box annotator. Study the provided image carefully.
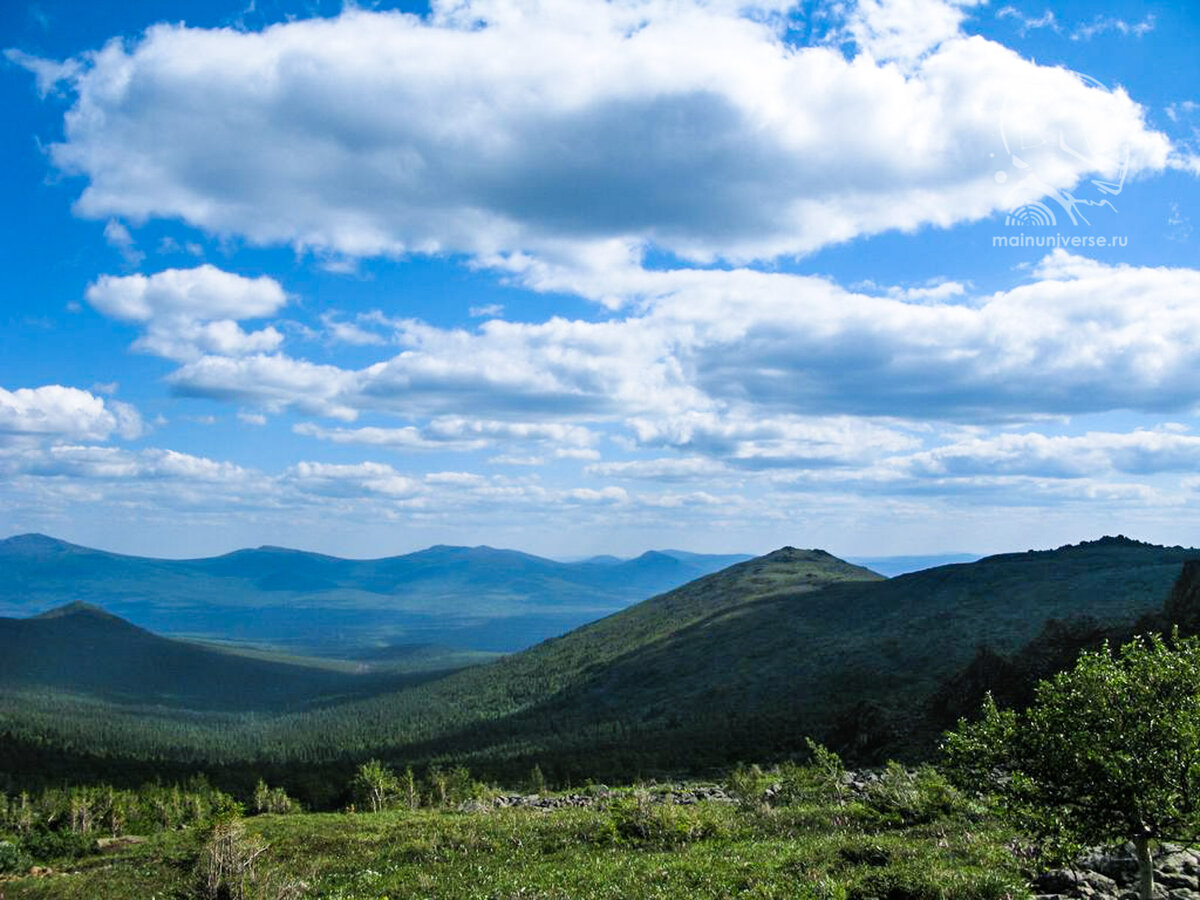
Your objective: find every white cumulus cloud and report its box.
[86,266,288,361]
[23,0,1171,266]
[0,385,142,443]
[162,253,1200,452]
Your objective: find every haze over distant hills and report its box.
[0,533,753,653]
[0,601,451,711]
[844,553,982,577]
[3,534,1196,796]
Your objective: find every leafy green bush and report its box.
[135,780,242,832]
[724,763,769,810]
[253,780,298,815]
[581,780,609,797]
[775,747,849,807]
[725,743,849,813]
[526,764,547,794]
[423,765,480,807]
[1,792,34,836]
[838,844,891,867]
[19,827,96,862]
[351,759,399,812]
[945,631,1200,900]
[863,763,963,827]
[610,793,723,848]
[846,869,947,900]
[806,739,846,785]
[0,838,31,874]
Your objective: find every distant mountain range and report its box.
[3,534,1196,797]
[0,533,752,653]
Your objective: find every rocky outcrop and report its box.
[1035,844,1200,900]
[460,784,734,813]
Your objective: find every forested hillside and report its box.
[2,536,1196,808]
[0,602,464,712]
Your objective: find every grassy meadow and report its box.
[0,763,1033,900]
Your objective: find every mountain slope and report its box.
[0,534,753,653]
[0,546,878,772]
[845,553,982,577]
[0,602,450,711]
[452,546,886,698]
[3,536,1196,789]
[236,547,889,768]
[280,536,1196,773]
[494,535,1200,765]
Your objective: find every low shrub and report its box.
[0,838,32,874]
[610,792,724,848]
[253,781,298,816]
[847,866,1021,900]
[195,815,305,900]
[725,763,770,811]
[863,763,963,827]
[18,827,96,863]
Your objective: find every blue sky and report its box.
[1,0,1199,560]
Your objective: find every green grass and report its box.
[1,786,1032,900]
